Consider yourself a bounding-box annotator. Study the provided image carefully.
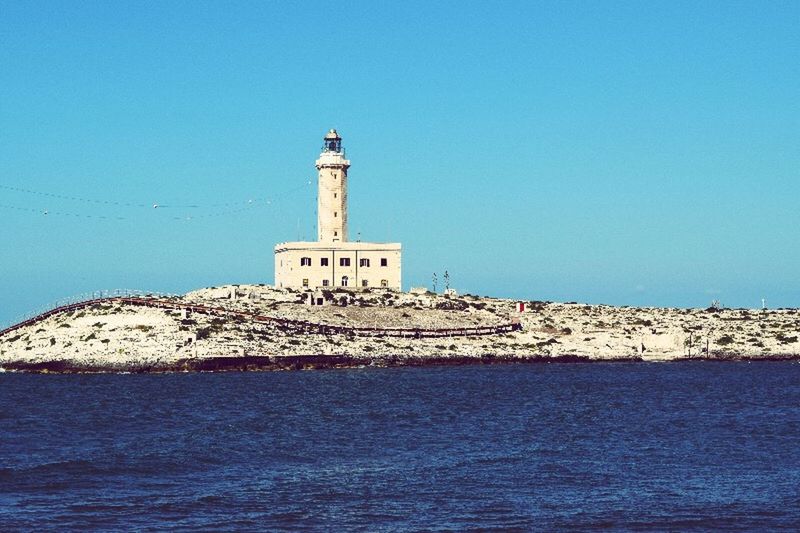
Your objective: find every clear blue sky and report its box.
[1,1,798,323]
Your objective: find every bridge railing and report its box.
[0,289,179,332]
[2,290,522,340]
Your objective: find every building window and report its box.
[381,279,388,288]
[301,257,311,266]
[340,257,350,267]
[334,193,337,198]
[360,258,370,267]
[322,279,329,287]
[341,276,348,287]
[321,257,329,266]
[334,231,338,236]
[362,279,369,287]
[334,212,337,218]
[302,278,309,287]
[380,258,388,267]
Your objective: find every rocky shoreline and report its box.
[3,353,800,374]
[2,284,798,373]
[0,354,628,374]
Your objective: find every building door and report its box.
[341,275,348,287]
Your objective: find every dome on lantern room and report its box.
[322,129,343,153]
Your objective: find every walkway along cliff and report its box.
[0,293,521,341]
[1,285,798,372]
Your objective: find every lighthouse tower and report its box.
[316,129,350,242]
[274,129,402,291]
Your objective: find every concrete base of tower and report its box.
[274,241,402,290]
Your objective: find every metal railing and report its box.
[1,292,522,340]
[0,289,178,333]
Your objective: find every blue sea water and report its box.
[1,362,800,531]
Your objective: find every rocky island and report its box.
[1,284,798,373]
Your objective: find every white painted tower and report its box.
[316,129,350,242]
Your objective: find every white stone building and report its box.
[274,130,402,290]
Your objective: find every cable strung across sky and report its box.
[0,203,127,220]
[0,180,312,221]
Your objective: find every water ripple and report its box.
[1,362,800,530]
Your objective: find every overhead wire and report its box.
[1,184,156,208]
[0,179,313,222]
[0,203,127,220]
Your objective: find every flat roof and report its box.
[275,241,401,253]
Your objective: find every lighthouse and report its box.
[316,129,349,242]
[274,129,402,290]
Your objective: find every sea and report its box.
[1,361,799,531]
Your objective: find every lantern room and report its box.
[323,129,342,153]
